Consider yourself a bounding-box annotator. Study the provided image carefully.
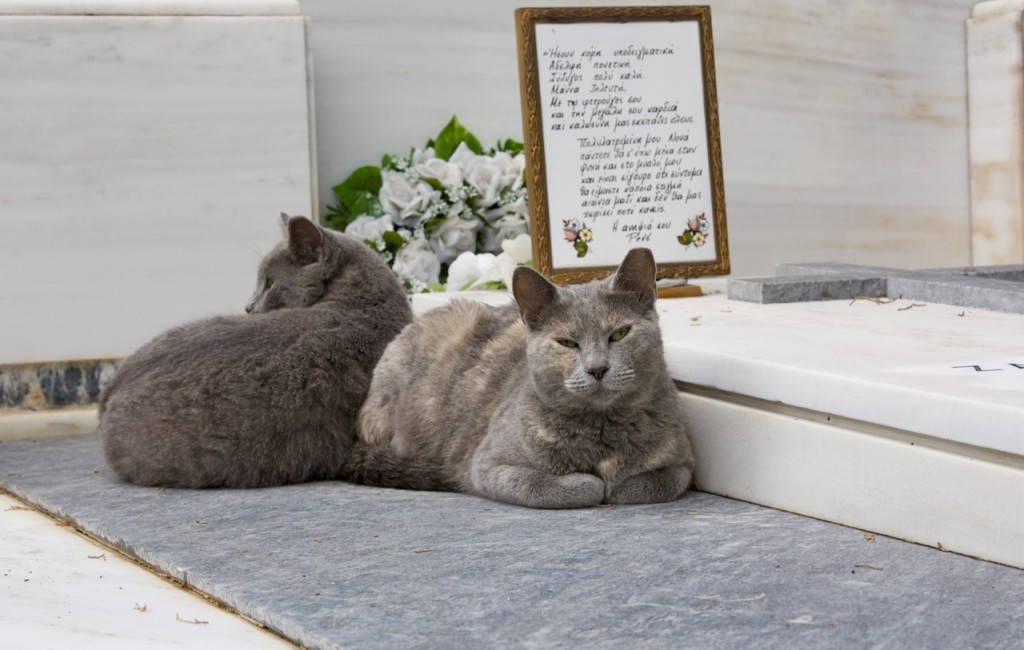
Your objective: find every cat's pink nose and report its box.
[587,366,609,381]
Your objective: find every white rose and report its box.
[379,170,439,227]
[483,194,528,225]
[448,141,477,166]
[463,151,527,209]
[494,151,526,192]
[414,157,463,189]
[392,235,440,286]
[410,147,436,166]
[445,251,497,291]
[481,213,529,254]
[491,252,518,291]
[462,156,506,208]
[502,233,533,264]
[344,214,393,242]
[427,212,481,264]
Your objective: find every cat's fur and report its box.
[99,214,412,488]
[346,248,695,508]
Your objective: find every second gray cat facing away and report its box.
[100,214,413,488]
[346,248,695,508]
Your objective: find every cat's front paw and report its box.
[472,463,605,509]
[605,466,692,505]
[548,472,606,509]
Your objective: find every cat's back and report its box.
[385,298,522,380]
[359,298,527,450]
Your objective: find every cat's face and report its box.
[245,215,337,314]
[526,293,663,408]
[515,248,662,409]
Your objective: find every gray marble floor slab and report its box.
[1,435,1021,650]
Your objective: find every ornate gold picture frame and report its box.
[515,5,729,284]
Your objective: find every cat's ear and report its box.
[611,248,657,311]
[512,266,560,330]
[287,216,327,263]
[279,212,291,232]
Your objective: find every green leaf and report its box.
[574,240,588,257]
[334,185,382,221]
[480,280,507,291]
[433,115,483,160]
[422,215,447,236]
[322,205,357,232]
[381,230,404,253]
[497,138,524,156]
[426,282,446,293]
[335,165,382,194]
[678,231,694,245]
[421,177,444,192]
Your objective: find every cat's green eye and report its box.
[556,338,578,349]
[609,326,631,342]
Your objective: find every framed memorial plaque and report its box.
[515,5,729,283]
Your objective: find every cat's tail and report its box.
[339,440,457,492]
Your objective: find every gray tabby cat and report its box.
[99,214,412,488]
[346,248,695,508]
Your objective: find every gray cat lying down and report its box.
[100,214,412,488]
[345,248,695,508]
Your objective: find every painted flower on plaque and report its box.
[562,218,593,258]
[678,212,710,248]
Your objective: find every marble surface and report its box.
[0,8,314,365]
[0,0,299,14]
[0,407,97,442]
[303,0,976,277]
[2,435,1023,650]
[0,492,294,649]
[414,289,1024,456]
[662,294,1024,456]
[967,1,1024,264]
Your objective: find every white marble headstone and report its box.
[967,0,1024,264]
[0,0,315,365]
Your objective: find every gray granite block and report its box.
[887,275,1024,314]
[2,435,1022,650]
[917,265,1024,282]
[733,263,1024,313]
[728,274,887,303]
[774,262,898,277]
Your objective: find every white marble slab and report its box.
[0,493,295,649]
[303,0,976,277]
[683,392,1024,570]
[967,1,1024,264]
[661,294,1024,456]
[0,407,98,442]
[0,8,314,365]
[0,0,299,15]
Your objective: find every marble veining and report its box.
[1,437,1022,649]
[0,493,294,649]
[967,1,1024,264]
[0,8,314,365]
[0,0,299,15]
